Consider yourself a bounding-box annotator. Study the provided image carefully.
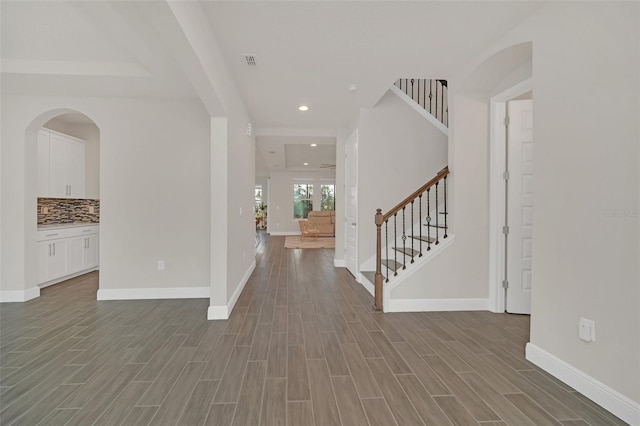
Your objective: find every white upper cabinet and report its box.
[38,129,85,198]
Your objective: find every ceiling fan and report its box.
[320,163,336,169]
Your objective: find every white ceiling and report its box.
[1,1,542,172]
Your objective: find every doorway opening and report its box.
[27,109,101,299]
[489,79,533,314]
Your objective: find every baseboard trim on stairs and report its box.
[269,231,300,236]
[334,259,345,267]
[385,297,488,313]
[97,286,209,301]
[526,343,640,425]
[208,259,256,320]
[0,286,40,303]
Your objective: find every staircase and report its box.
[362,167,450,310]
[362,78,451,311]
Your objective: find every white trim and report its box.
[334,259,345,267]
[254,127,337,138]
[269,231,300,236]
[0,286,40,303]
[389,85,449,136]
[526,343,640,425]
[97,286,209,301]
[488,78,532,313]
[383,235,456,309]
[386,298,489,313]
[208,259,256,320]
[357,273,374,296]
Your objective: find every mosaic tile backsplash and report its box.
[37,198,100,225]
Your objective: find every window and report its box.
[293,183,313,219]
[255,185,263,211]
[321,184,335,211]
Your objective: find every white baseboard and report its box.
[357,273,375,296]
[96,286,209,301]
[385,297,489,313]
[208,259,256,320]
[334,259,345,267]
[526,343,640,425]
[0,286,40,303]
[269,231,300,236]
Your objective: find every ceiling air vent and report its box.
[243,55,257,67]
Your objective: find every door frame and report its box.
[344,130,358,279]
[488,78,532,313]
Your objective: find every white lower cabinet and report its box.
[37,225,99,285]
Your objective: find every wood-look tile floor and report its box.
[0,232,628,425]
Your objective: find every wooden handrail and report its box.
[382,166,449,220]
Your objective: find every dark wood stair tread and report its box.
[361,271,385,283]
[410,235,436,243]
[381,259,403,272]
[424,223,448,229]
[392,247,419,257]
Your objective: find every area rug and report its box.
[284,236,335,249]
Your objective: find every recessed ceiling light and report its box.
[310,143,317,147]
[303,162,309,166]
[298,105,309,111]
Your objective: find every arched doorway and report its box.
[25,108,101,299]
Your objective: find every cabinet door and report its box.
[67,237,84,274]
[37,131,51,197]
[83,235,99,269]
[49,134,68,197]
[37,241,51,284]
[66,140,85,198]
[48,240,68,281]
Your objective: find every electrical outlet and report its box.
[578,317,595,342]
[88,206,95,214]
[157,260,165,271]
[41,207,49,214]
[239,207,243,216]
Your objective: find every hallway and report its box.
[0,233,626,425]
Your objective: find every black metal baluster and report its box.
[428,81,433,115]
[393,213,398,276]
[435,82,439,122]
[435,182,440,245]
[422,79,426,109]
[385,220,389,282]
[427,188,431,251]
[443,176,448,239]
[410,201,414,263]
[410,79,414,102]
[441,82,444,124]
[417,79,420,106]
[419,194,423,257]
[402,207,406,270]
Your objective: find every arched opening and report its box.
[25,108,101,299]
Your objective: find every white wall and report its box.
[421,1,638,416]
[357,89,448,267]
[43,118,100,199]
[391,93,491,300]
[0,95,211,297]
[269,170,336,235]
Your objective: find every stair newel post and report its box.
[443,175,448,239]
[410,201,415,263]
[435,182,440,245]
[418,194,423,257]
[374,209,384,311]
[427,188,431,251]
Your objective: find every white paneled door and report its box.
[506,99,534,314]
[345,131,358,277]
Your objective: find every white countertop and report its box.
[38,223,99,230]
